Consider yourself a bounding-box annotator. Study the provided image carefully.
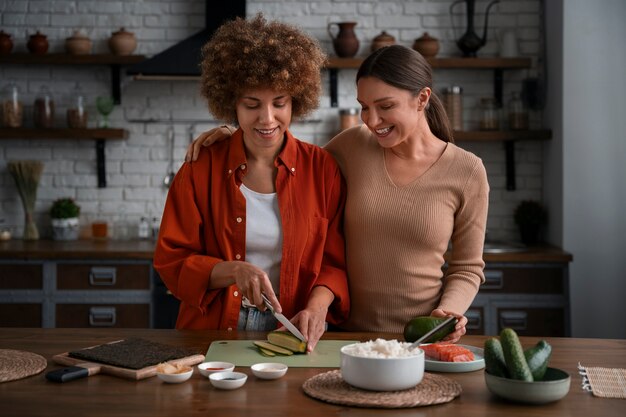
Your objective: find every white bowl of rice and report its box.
[340,339,424,391]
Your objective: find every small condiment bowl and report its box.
[156,368,193,384]
[209,371,248,390]
[251,362,288,380]
[197,361,235,378]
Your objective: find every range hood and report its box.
[127,1,246,80]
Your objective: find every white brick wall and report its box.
[0,0,544,242]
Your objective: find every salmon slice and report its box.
[420,343,475,362]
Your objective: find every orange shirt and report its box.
[153,129,349,330]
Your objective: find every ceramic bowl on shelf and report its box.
[340,340,424,391]
[197,361,235,378]
[209,371,248,390]
[484,367,571,404]
[251,363,288,380]
[65,30,92,55]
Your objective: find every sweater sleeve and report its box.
[153,160,224,311]
[438,158,489,315]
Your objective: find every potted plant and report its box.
[49,198,81,240]
[513,200,547,246]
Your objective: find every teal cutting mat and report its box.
[205,340,357,367]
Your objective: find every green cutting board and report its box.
[205,340,357,367]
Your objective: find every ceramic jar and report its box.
[65,31,92,55]
[327,22,359,58]
[371,31,395,52]
[28,31,49,55]
[108,28,137,56]
[412,32,440,58]
[0,30,13,55]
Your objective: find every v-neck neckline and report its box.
[381,142,449,189]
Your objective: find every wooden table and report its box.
[1,328,623,417]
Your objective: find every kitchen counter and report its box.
[0,328,623,417]
[0,239,573,263]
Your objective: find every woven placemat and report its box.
[0,349,47,383]
[579,363,626,399]
[303,370,462,408]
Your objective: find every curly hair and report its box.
[200,14,327,124]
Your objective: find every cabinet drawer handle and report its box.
[89,267,116,286]
[465,310,482,330]
[499,311,527,331]
[89,307,117,327]
[482,270,503,289]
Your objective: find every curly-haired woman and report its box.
[154,15,349,351]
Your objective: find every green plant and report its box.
[49,198,81,219]
[513,200,547,227]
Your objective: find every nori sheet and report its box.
[68,337,198,370]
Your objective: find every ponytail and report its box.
[357,45,453,143]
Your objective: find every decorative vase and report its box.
[65,30,92,55]
[371,31,395,52]
[27,31,49,55]
[450,0,500,57]
[51,217,79,241]
[519,224,540,246]
[0,30,13,55]
[108,28,137,56]
[8,161,44,241]
[412,32,440,58]
[327,22,359,58]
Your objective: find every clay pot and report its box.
[412,32,440,58]
[327,22,359,58]
[108,28,137,56]
[65,31,92,55]
[0,30,13,55]
[371,31,395,52]
[27,31,49,55]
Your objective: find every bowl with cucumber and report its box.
[484,328,570,404]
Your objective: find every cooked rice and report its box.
[343,339,420,358]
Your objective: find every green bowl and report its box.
[484,367,571,404]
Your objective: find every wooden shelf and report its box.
[0,127,128,188]
[0,127,127,140]
[326,56,531,69]
[454,130,552,141]
[0,53,146,104]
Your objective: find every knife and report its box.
[408,316,458,350]
[261,293,307,342]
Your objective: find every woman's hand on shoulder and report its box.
[430,308,467,344]
[185,125,235,162]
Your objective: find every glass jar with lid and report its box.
[33,85,55,128]
[443,85,463,131]
[507,92,529,130]
[67,83,88,128]
[479,97,500,131]
[1,82,23,127]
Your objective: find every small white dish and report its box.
[209,371,248,390]
[156,368,193,383]
[423,344,485,373]
[198,361,235,378]
[251,362,288,380]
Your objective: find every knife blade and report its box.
[261,293,307,342]
[408,316,458,350]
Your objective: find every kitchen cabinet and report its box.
[327,56,550,190]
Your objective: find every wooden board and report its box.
[205,340,357,367]
[52,342,205,380]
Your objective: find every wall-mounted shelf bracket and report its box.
[96,139,106,188]
[329,68,339,107]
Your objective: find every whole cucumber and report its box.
[500,328,533,381]
[484,337,509,378]
[524,339,552,381]
[403,316,456,343]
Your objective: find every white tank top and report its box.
[240,183,283,295]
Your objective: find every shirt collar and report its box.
[226,128,298,177]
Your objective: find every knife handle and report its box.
[46,366,89,382]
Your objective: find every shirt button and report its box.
[291,167,295,172]
[235,254,241,260]
[236,217,242,223]
[227,327,233,331]
[228,169,232,174]
[240,164,246,170]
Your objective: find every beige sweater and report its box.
[325,125,489,332]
